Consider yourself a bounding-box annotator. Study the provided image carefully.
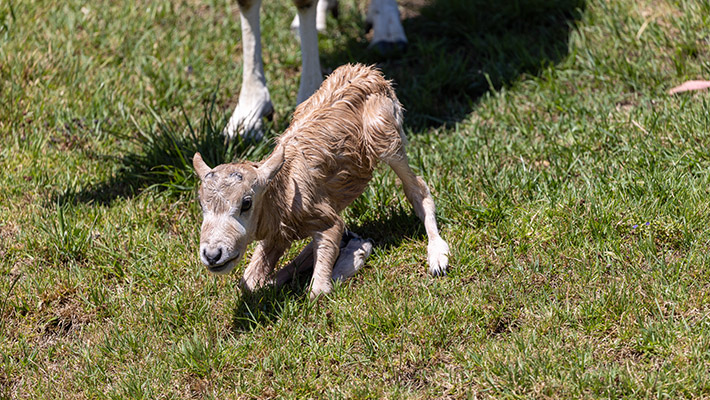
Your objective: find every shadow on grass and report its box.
[59,0,584,205]
[349,208,424,246]
[232,283,311,333]
[322,0,586,129]
[53,101,275,206]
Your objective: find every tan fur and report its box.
[195,64,448,299]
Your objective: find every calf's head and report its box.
[192,148,284,274]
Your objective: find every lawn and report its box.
[2,0,710,398]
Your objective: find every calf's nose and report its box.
[203,247,223,265]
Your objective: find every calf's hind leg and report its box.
[273,231,373,287]
[386,157,449,276]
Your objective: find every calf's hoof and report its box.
[427,236,449,277]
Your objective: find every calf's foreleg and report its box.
[309,218,344,299]
[241,239,287,292]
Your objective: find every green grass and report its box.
[2,0,710,398]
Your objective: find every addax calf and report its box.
[194,64,448,299]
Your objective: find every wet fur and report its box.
[260,64,405,242]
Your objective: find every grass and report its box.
[2,0,710,398]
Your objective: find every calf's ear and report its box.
[256,146,285,185]
[193,152,211,179]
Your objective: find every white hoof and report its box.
[332,233,374,282]
[224,88,273,142]
[290,15,300,36]
[427,236,449,276]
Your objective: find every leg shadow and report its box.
[322,0,587,129]
[52,103,276,206]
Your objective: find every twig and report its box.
[0,272,22,333]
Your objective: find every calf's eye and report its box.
[241,196,252,213]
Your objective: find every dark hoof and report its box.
[364,21,373,34]
[329,1,339,19]
[264,106,274,122]
[369,40,408,57]
[431,268,447,277]
[340,229,358,247]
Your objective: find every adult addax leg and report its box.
[291,0,338,34]
[366,0,408,55]
[225,0,274,141]
[294,0,324,104]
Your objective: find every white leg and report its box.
[387,157,449,276]
[366,0,407,54]
[225,0,273,141]
[296,1,324,104]
[291,0,338,34]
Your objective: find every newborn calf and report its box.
[194,64,449,299]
